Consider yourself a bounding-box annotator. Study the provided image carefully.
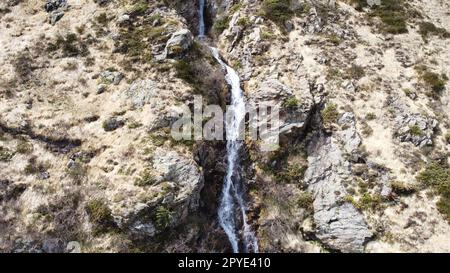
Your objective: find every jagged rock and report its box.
[97,84,107,94]
[44,0,67,12]
[388,96,438,147]
[125,79,160,108]
[117,14,130,27]
[100,70,123,85]
[304,134,373,252]
[336,112,361,155]
[48,10,64,25]
[165,29,193,59]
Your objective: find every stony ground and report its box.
[0,0,449,253]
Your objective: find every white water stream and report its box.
[198,0,258,253]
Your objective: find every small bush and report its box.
[421,71,447,94]
[213,15,230,35]
[297,192,314,210]
[365,113,376,121]
[409,125,424,136]
[237,17,251,28]
[445,131,450,144]
[416,161,450,223]
[347,64,365,80]
[0,146,14,162]
[47,33,89,57]
[261,0,293,29]
[282,96,300,109]
[86,199,116,234]
[16,140,33,154]
[155,206,172,230]
[371,0,408,34]
[321,103,339,126]
[277,162,306,184]
[134,169,157,187]
[391,181,417,195]
[418,22,450,41]
[95,12,109,26]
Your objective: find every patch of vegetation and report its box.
[13,53,33,83]
[409,125,424,137]
[418,21,450,41]
[24,157,48,175]
[237,17,251,28]
[277,162,307,184]
[155,206,172,230]
[327,34,342,45]
[85,199,116,234]
[95,12,109,26]
[261,0,294,29]
[345,193,382,211]
[47,33,89,57]
[391,181,417,195]
[445,131,450,144]
[213,15,230,35]
[0,146,14,162]
[361,121,373,137]
[346,64,365,80]
[321,103,339,126]
[416,161,450,223]
[297,192,314,210]
[365,112,376,121]
[415,66,447,96]
[282,96,300,109]
[370,0,408,34]
[128,0,149,17]
[134,169,157,187]
[67,160,87,183]
[16,140,33,154]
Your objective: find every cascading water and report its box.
[198,0,258,253]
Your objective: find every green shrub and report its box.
[134,169,157,187]
[86,199,116,234]
[445,131,450,144]
[371,0,408,34]
[418,22,450,41]
[421,71,447,94]
[237,17,251,28]
[95,12,108,26]
[409,125,424,136]
[365,113,376,121]
[282,96,300,109]
[416,161,450,223]
[155,206,172,230]
[213,15,230,34]
[16,140,33,154]
[47,33,89,57]
[277,162,306,184]
[347,64,365,80]
[391,181,417,195]
[321,103,339,126]
[297,192,314,210]
[0,146,13,162]
[261,0,293,29]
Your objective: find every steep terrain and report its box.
[0,0,449,253]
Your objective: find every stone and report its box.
[48,10,64,25]
[304,134,372,252]
[97,84,107,94]
[125,79,160,107]
[165,29,194,59]
[100,70,123,85]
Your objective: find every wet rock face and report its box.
[305,133,373,252]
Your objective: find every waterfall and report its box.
[198,0,258,253]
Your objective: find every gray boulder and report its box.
[165,29,194,59]
[304,134,373,252]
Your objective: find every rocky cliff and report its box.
[0,0,449,253]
